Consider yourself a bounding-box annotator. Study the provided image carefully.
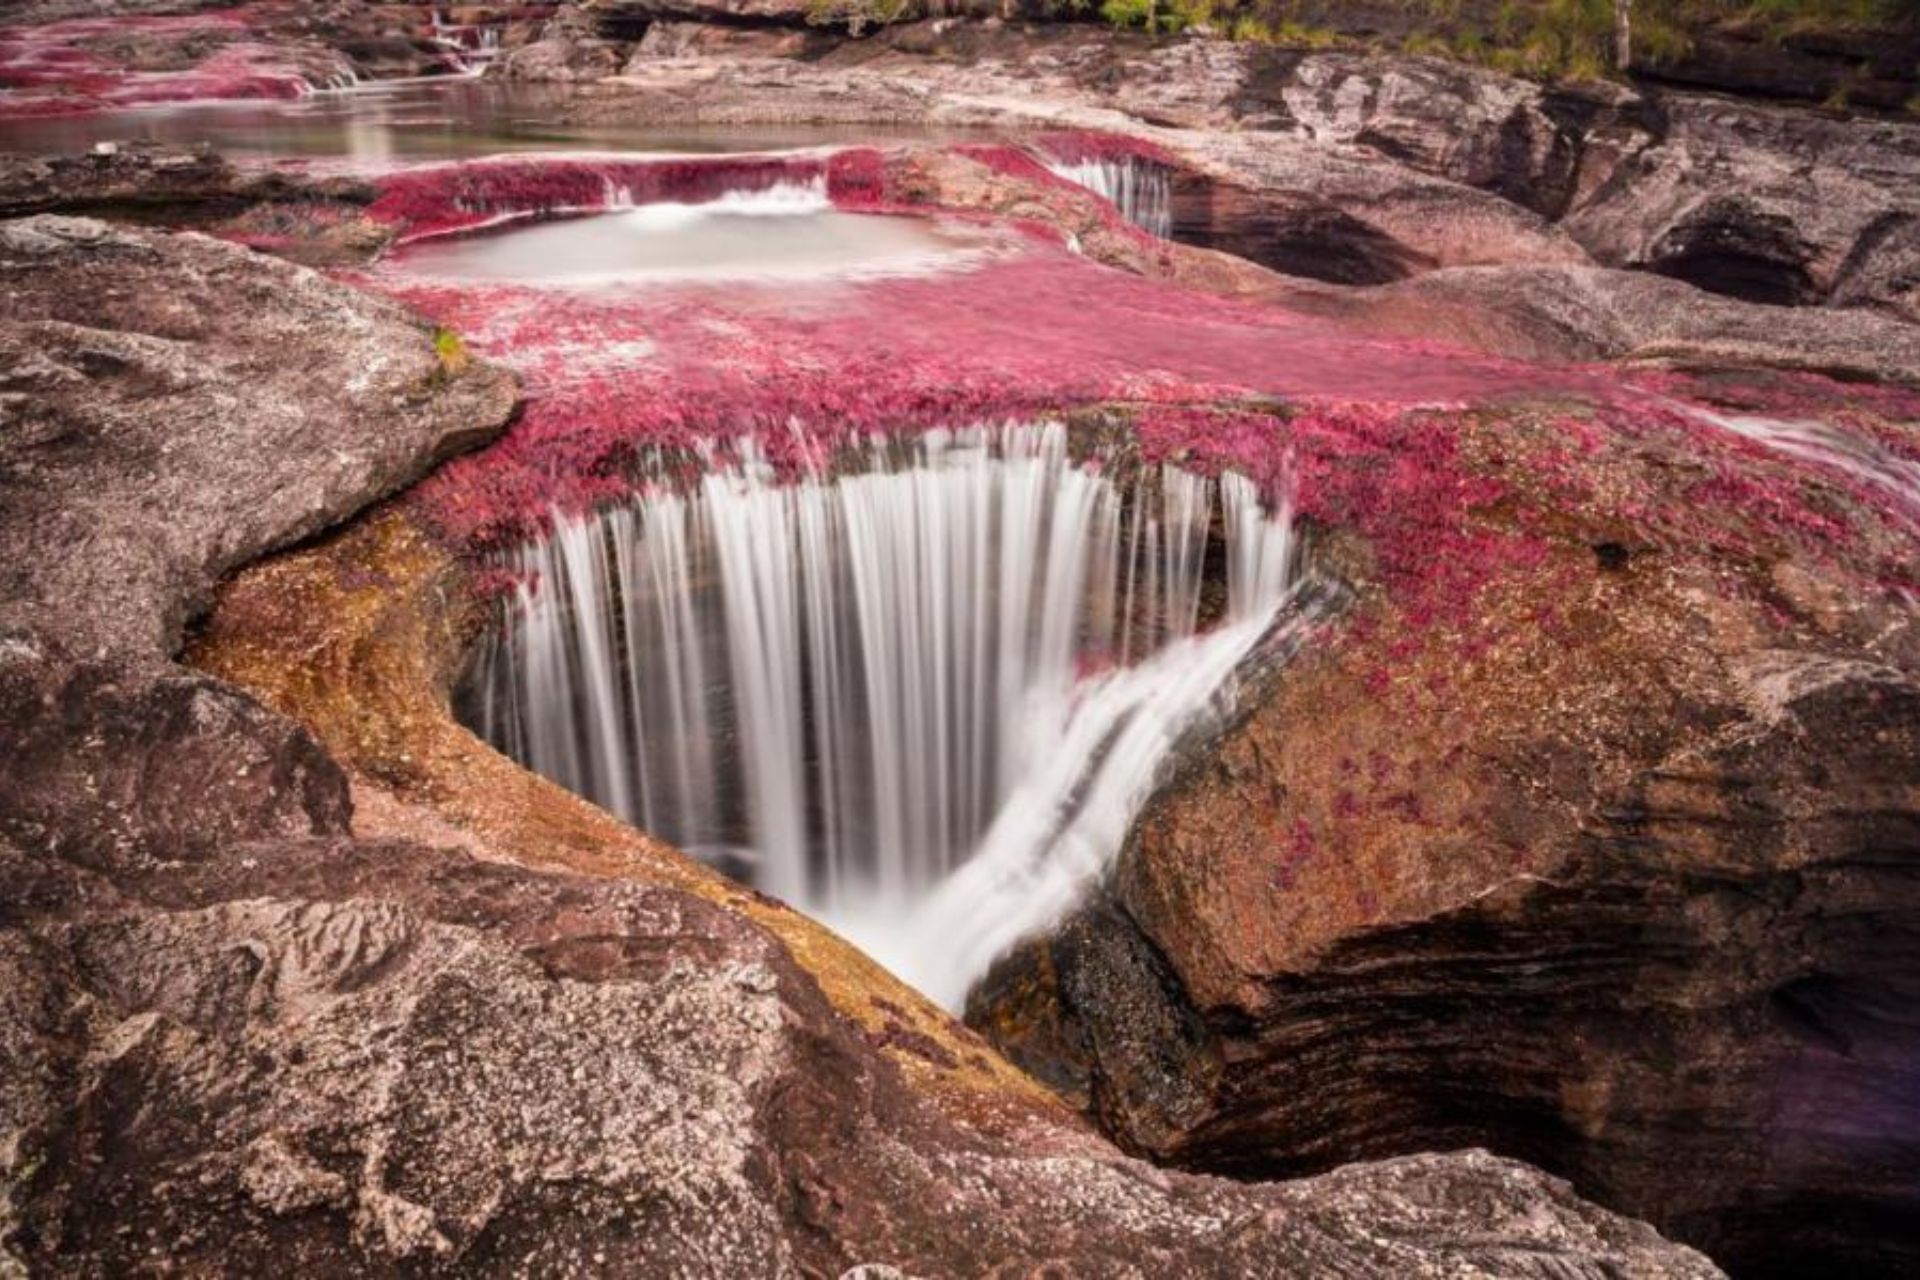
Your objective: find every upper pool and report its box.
[0,77,1003,162]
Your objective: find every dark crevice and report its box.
[1170,172,1430,285]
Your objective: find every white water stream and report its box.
[1042,156,1174,240]
[467,423,1299,1003]
[1683,405,1920,523]
[396,177,985,286]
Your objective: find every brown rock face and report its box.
[0,213,1721,1274]
[0,215,512,881]
[970,420,1920,1278]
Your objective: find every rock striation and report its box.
[562,23,1920,321]
[969,394,1920,1279]
[2,10,1917,1276]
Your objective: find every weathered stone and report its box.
[1313,262,1920,382]
[0,215,515,879]
[573,23,1920,318]
[1562,94,1920,318]
[972,483,1920,1278]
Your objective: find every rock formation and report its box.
[547,21,1920,324]
[0,214,1727,1275]
[968,382,1920,1280]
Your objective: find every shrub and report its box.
[803,0,912,36]
[433,326,470,376]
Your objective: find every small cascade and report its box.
[604,173,831,222]
[393,172,975,286]
[1040,153,1174,240]
[429,7,506,77]
[1682,405,1920,523]
[372,154,838,242]
[464,423,1302,1001]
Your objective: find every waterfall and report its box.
[375,154,837,244]
[1679,404,1920,524]
[466,422,1299,1002]
[609,174,831,223]
[429,7,505,76]
[1040,156,1173,240]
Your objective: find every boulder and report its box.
[1313,262,1920,382]
[1562,94,1920,318]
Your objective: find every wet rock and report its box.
[0,7,361,116]
[0,144,236,215]
[0,146,390,266]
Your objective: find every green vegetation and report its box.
[1089,1,1913,84]
[805,0,914,34]
[432,326,470,378]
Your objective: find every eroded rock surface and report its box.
[971,403,1920,1279]
[0,214,512,877]
[3,12,1916,1275]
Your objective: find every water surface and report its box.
[0,77,1002,161]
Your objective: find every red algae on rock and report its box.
[335,150,1918,632]
[0,8,351,118]
[1028,130,1182,169]
[368,152,840,243]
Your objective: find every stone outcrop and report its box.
[495,2,630,81]
[0,214,1724,1275]
[1643,19,1920,114]
[0,215,512,876]
[969,393,1920,1279]
[1185,1,1920,111]
[1561,93,1920,319]
[0,142,237,213]
[1302,262,1920,382]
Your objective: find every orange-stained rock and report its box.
[971,402,1920,1279]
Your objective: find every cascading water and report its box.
[429,8,504,77]
[1040,155,1174,240]
[463,422,1302,1004]
[1680,404,1920,522]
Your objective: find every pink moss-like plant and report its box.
[368,153,838,242]
[0,8,341,118]
[1028,129,1182,169]
[332,151,1918,629]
